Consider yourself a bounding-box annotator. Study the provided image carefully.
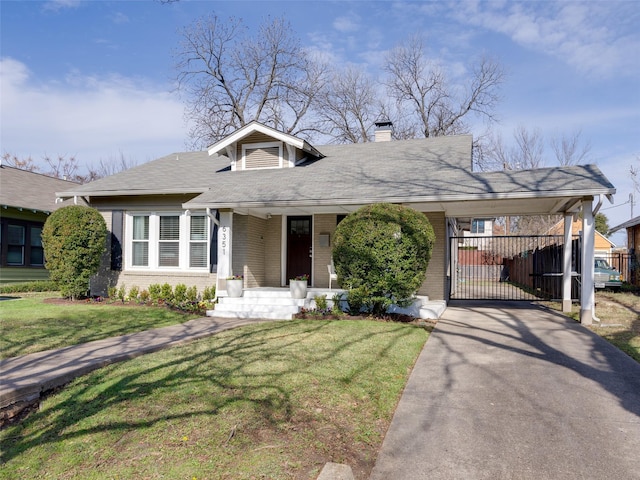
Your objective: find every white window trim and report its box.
[241,141,283,170]
[125,211,209,272]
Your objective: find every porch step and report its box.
[208,306,300,320]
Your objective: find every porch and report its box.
[207,287,447,320]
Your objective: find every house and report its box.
[547,218,617,257]
[56,121,616,322]
[610,216,640,286]
[0,165,81,284]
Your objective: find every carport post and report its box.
[562,214,572,313]
[580,198,595,325]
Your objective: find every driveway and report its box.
[370,301,640,480]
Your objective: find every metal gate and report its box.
[450,235,582,301]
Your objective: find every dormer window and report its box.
[242,141,283,170]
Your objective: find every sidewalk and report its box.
[1,317,272,412]
[370,301,640,479]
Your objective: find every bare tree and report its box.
[1,152,38,171]
[383,36,504,139]
[314,66,378,143]
[175,14,324,148]
[1,152,137,184]
[551,130,591,166]
[482,126,545,171]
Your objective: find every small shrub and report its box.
[186,285,198,302]
[128,285,140,302]
[117,284,126,303]
[314,294,328,311]
[107,286,117,300]
[160,283,173,302]
[202,285,216,301]
[331,292,345,315]
[149,284,162,302]
[174,284,187,303]
[139,289,150,303]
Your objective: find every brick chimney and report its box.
[374,119,393,142]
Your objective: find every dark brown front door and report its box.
[286,216,312,285]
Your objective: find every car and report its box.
[594,258,622,291]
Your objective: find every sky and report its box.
[1,0,638,246]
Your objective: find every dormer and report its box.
[207,121,324,172]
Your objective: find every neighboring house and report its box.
[460,218,496,250]
[56,121,616,319]
[0,165,81,284]
[546,218,616,257]
[610,216,640,253]
[610,216,640,286]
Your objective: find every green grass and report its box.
[0,320,429,479]
[0,293,198,359]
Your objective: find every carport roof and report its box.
[57,134,616,217]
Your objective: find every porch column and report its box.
[580,198,595,325]
[562,214,572,313]
[216,211,233,296]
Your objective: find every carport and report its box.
[433,165,616,325]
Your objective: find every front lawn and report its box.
[0,320,429,479]
[0,293,199,359]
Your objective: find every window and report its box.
[159,215,180,267]
[30,226,44,266]
[471,219,485,234]
[126,212,208,270]
[132,215,149,266]
[7,225,25,265]
[189,215,208,268]
[0,220,46,268]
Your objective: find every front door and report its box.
[286,216,312,285]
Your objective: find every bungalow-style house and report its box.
[56,121,616,323]
[0,165,81,284]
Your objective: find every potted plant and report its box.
[226,275,243,298]
[290,274,309,299]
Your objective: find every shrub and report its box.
[107,286,117,299]
[128,285,140,302]
[148,284,162,302]
[117,284,126,303]
[331,292,344,315]
[202,286,216,301]
[0,280,58,294]
[333,203,435,315]
[41,205,107,300]
[314,294,328,311]
[139,289,150,303]
[160,283,173,302]
[174,284,187,303]
[186,285,198,302]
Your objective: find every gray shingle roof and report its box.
[57,134,615,209]
[0,166,81,213]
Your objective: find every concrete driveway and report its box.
[370,301,640,480]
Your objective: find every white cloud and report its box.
[333,13,361,33]
[0,58,188,170]
[42,0,82,12]
[453,1,640,79]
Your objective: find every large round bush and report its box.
[332,203,435,315]
[42,205,107,299]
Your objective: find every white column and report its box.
[562,214,573,313]
[580,198,595,325]
[216,211,233,296]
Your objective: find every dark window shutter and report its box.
[111,210,123,271]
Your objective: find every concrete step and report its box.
[206,308,297,320]
[214,303,300,314]
[218,296,307,307]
